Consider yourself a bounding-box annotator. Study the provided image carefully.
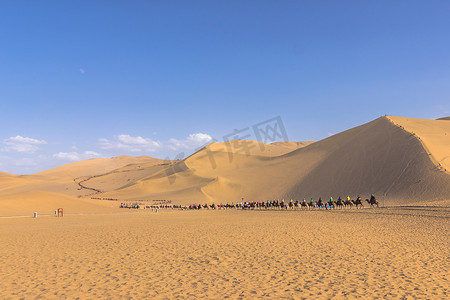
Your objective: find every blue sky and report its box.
[1,1,449,174]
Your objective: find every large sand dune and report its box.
[100,116,450,205]
[283,116,450,204]
[0,156,163,216]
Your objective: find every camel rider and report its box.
[330,197,333,203]
[310,198,314,204]
[347,196,350,202]
[370,194,375,201]
[338,196,342,202]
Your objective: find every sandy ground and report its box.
[0,208,448,299]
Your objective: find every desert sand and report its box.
[0,208,448,299]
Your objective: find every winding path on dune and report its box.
[75,161,176,196]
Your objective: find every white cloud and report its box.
[2,136,47,153]
[53,151,101,161]
[168,133,213,150]
[99,134,161,153]
[98,133,213,153]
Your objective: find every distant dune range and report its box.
[0,116,449,215]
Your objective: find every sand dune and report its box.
[100,116,450,205]
[0,156,162,216]
[282,116,450,204]
[98,140,311,203]
[199,139,311,157]
[1,116,449,215]
[76,160,172,193]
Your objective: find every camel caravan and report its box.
[119,199,173,209]
[132,194,379,211]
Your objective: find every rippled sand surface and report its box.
[1,208,448,299]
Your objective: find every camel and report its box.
[317,199,324,208]
[366,197,379,207]
[344,199,353,208]
[335,198,344,209]
[352,198,364,209]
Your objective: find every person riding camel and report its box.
[370,194,375,201]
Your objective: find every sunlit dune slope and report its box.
[199,140,311,157]
[97,138,337,204]
[0,156,162,198]
[0,156,166,215]
[80,160,173,193]
[98,140,309,203]
[0,174,79,198]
